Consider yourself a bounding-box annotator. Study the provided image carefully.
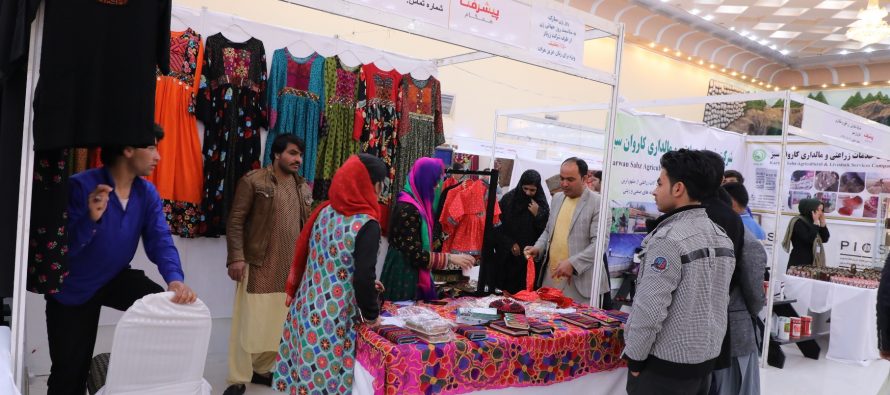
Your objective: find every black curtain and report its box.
[0,0,41,298]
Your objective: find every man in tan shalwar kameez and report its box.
[223,134,312,395]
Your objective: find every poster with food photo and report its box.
[814,171,839,192]
[839,172,866,193]
[837,195,864,217]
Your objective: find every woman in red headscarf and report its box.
[274,154,387,394]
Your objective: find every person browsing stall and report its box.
[782,198,830,267]
[45,125,197,395]
[525,157,610,305]
[588,170,603,192]
[380,157,475,301]
[223,134,313,395]
[877,253,890,393]
[275,154,388,394]
[722,170,745,185]
[624,149,735,395]
[498,170,550,293]
[723,182,766,241]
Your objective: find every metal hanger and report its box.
[221,21,253,42]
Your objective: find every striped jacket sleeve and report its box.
[624,236,683,371]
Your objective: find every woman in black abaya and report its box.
[497,170,550,293]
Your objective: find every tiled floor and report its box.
[27,336,890,395]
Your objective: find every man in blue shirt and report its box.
[722,182,767,240]
[45,126,197,395]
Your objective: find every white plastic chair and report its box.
[97,292,212,395]
[0,327,22,395]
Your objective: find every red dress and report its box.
[439,179,501,256]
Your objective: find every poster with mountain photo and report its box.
[711,86,890,136]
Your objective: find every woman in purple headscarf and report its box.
[380,157,475,301]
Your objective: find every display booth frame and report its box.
[9,1,626,389]
[490,90,890,369]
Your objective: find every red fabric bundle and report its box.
[489,298,526,314]
[536,287,574,308]
[510,290,540,302]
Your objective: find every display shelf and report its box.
[772,299,798,306]
[771,332,829,346]
[767,303,822,369]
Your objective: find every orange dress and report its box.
[147,28,205,238]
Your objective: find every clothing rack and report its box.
[443,168,499,295]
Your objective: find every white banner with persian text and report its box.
[449,0,531,48]
[801,103,890,160]
[609,112,746,203]
[345,0,450,27]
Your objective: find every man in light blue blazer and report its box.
[525,158,610,305]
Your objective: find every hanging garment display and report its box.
[26,149,71,294]
[197,33,267,237]
[33,0,171,150]
[265,49,324,182]
[440,178,501,256]
[313,56,361,200]
[68,148,102,175]
[392,75,445,197]
[148,28,205,238]
[354,63,402,202]
[0,0,32,295]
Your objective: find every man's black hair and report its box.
[592,170,602,180]
[561,157,588,178]
[100,124,164,166]
[722,182,750,208]
[659,149,721,202]
[700,150,728,198]
[724,169,745,184]
[269,134,306,163]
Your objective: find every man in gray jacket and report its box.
[712,185,766,395]
[525,157,610,305]
[625,149,736,395]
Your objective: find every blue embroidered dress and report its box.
[265,49,325,184]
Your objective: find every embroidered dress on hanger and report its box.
[197,33,267,237]
[440,178,501,256]
[266,49,324,183]
[392,75,445,197]
[354,63,402,203]
[313,56,361,200]
[148,28,205,238]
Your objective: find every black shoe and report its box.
[251,371,273,387]
[223,384,246,395]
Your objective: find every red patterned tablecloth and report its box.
[355,299,626,395]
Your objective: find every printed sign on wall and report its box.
[530,7,584,68]
[744,142,890,220]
